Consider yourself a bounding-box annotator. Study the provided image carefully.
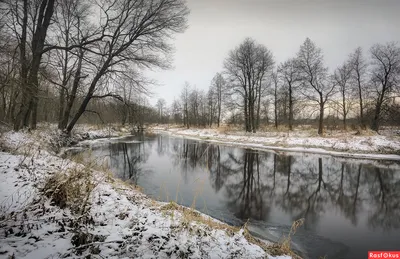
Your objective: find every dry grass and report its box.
[215,124,248,134]
[242,219,271,252]
[354,127,377,136]
[156,177,300,257]
[41,166,96,215]
[158,181,232,232]
[267,218,304,259]
[215,125,234,134]
[160,201,180,211]
[160,201,239,236]
[161,202,303,258]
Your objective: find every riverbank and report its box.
[152,126,400,161]
[0,125,291,259]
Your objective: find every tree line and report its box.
[168,38,400,134]
[1,1,399,135]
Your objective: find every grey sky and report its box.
[149,0,400,106]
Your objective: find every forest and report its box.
[1,0,400,135]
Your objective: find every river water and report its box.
[69,134,400,259]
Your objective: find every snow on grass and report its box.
[0,153,36,214]
[0,126,289,259]
[153,127,400,161]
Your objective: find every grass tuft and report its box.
[159,201,239,235]
[41,166,95,215]
[242,219,271,253]
[267,218,304,259]
[160,201,180,211]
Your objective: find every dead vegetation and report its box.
[160,201,302,258]
[41,166,96,215]
[267,218,304,259]
[160,201,239,235]
[241,219,271,254]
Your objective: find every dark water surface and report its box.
[70,134,400,259]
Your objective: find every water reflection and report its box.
[82,134,400,259]
[107,136,153,185]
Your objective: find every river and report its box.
[67,133,400,259]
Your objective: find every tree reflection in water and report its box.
[162,137,400,232]
[367,167,400,230]
[86,135,400,258]
[101,136,400,233]
[107,136,152,186]
[222,150,273,221]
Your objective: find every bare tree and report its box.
[370,42,400,131]
[5,0,57,130]
[181,81,191,128]
[207,86,216,127]
[271,71,279,129]
[333,62,352,130]
[278,58,301,130]
[64,0,189,134]
[348,47,368,128]
[46,0,89,129]
[189,88,199,125]
[156,98,167,123]
[0,34,19,123]
[224,38,274,132]
[296,38,335,135]
[210,72,225,127]
[255,46,274,129]
[170,98,182,125]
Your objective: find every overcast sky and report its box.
[148,0,400,106]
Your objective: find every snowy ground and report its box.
[152,126,400,161]
[0,125,290,259]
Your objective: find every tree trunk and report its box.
[65,62,106,134]
[185,104,189,129]
[29,71,40,129]
[288,85,293,131]
[30,0,56,130]
[61,49,83,129]
[274,91,278,129]
[7,88,17,123]
[14,0,29,131]
[217,99,221,127]
[58,87,66,128]
[65,94,90,134]
[14,0,56,130]
[342,90,347,130]
[371,88,386,132]
[371,102,382,132]
[30,90,38,129]
[318,95,324,135]
[23,100,32,128]
[58,43,69,129]
[256,79,262,130]
[250,98,256,133]
[357,73,364,128]
[244,92,250,132]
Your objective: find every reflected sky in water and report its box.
[73,134,400,259]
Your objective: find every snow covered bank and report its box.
[0,124,125,155]
[152,126,400,161]
[0,126,290,259]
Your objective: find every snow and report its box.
[153,127,400,161]
[0,125,290,259]
[0,153,36,214]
